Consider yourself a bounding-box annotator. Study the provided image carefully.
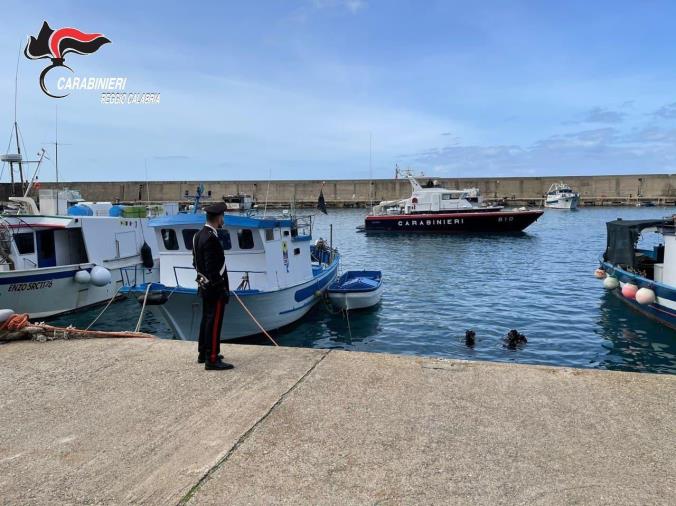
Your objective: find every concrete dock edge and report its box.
[1,339,674,505]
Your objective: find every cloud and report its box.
[311,0,367,13]
[402,126,676,176]
[651,102,676,119]
[581,107,625,124]
[152,154,190,160]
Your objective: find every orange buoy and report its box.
[621,283,638,299]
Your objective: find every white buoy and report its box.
[90,266,112,287]
[74,270,91,284]
[635,287,656,305]
[603,276,619,290]
[0,308,15,323]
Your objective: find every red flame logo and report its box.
[24,21,111,98]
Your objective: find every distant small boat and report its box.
[545,182,580,209]
[327,270,383,310]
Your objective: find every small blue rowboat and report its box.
[327,270,383,310]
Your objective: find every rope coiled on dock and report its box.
[0,313,155,342]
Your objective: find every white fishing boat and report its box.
[327,270,383,310]
[223,193,255,212]
[544,182,580,209]
[0,196,159,318]
[122,213,339,341]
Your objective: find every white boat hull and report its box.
[545,195,579,209]
[0,262,158,319]
[148,262,339,341]
[328,285,383,310]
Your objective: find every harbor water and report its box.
[52,207,676,374]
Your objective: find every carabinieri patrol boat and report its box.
[122,213,339,341]
[359,173,543,233]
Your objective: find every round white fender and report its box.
[635,287,656,305]
[603,276,619,290]
[0,308,15,323]
[90,266,112,287]
[74,270,91,284]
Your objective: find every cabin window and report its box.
[294,247,300,255]
[161,229,179,250]
[265,229,274,241]
[283,230,290,236]
[237,229,254,249]
[182,229,198,250]
[217,230,231,250]
[442,194,460,200]
[14,233,35,254]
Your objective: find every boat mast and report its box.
[368,132,373,209]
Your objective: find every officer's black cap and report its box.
[204,202,227,216]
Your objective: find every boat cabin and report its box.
[373,175,486,215]
[603,218,676,285]
[150,214,314,292]
[1,209,157,273]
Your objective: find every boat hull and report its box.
[545,196,579,209]
[362,210,543,233]
[600,261,676,330]
[135,261,339,341]
[328,285,383,310]
[0,262,158,319]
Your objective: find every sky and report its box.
[1,0,676,182]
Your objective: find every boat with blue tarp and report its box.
[327,270,383,310]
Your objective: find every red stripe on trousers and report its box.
[211,299,224,363]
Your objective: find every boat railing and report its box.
[172,265,267,291]
[294,215,313,237]
[120,265,159,287]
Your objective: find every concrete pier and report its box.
[0,339,674,505]
[1,173,675,207]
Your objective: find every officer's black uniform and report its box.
[193,203,233,370]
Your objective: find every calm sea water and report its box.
[53,207,676,374]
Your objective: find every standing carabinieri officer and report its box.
[193,202,234,370]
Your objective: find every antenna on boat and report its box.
[144,159,150,203]
[23,148,48,197]
[2,45,26,196]
[263,168,271,217]
[369,132,373,209]
[46,105,71,184]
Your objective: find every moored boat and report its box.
[0,196,159,318]
[544,182,580,210]
[327,270,383,310]
[122,213,339,341]
[359,173,543,233]
[598,217,676,330]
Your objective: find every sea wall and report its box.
[1,173,674,206]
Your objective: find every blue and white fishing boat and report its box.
[599,218,676,330]
[122,213,339,341]
[327,271,383,310]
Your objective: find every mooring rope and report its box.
[134,283,152,333]
[231,292,279,346]
[0,313,154,341]
[85,284,124,331]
